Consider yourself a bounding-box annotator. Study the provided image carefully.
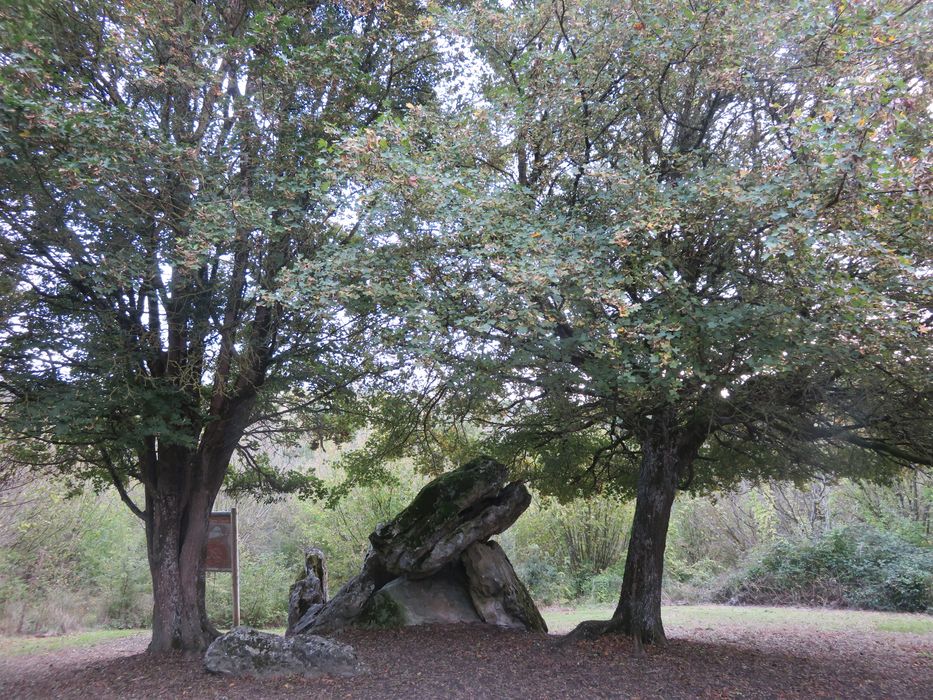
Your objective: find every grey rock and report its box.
[287,603,324,637]
[204,626,364,678]
[359,566,482,628]
[370,458,530,578]
[286,547,328,635]
[462,540,548,633]
[295,550,390,636]
[297,456,544,635]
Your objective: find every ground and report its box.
[1,606,931,699]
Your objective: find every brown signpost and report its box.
[206,508,240,626]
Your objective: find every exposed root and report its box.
[563,617,666,655]
[563,619,615,643]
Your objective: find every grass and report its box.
[0,626,287,657]
[542,604,933,636]
[0,628,147,657]
[874,617,933,634]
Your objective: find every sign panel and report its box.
[205,508,240,626]
[206,511,233,572]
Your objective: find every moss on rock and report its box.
[374,457,507,551]
[357,589,408,629]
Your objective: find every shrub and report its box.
[76,500,151,628]
[514,545,573,606]
[207,552,294,629]
[585,567,625,604]
[717,525,933,612]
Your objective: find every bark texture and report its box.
[610,432,684,645]
[147,486,219,652]
[144,419,247,652]
[567,413,707,647]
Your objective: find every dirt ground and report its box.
[1,621,931,699]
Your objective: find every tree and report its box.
[0,0,440,651]
[339,0,932,645]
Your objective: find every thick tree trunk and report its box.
[567,414,705,648]
[141,392,258,652]
[608,434,683,646]
[146,478,220,653]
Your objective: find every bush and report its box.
[717,525,933,612]
[585,567,625,604]
[514,545,573,605]
[77,499,151,628]
[665,556,722,586]
[0,486,151,634]
[207,552,294,629]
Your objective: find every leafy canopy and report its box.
[0,0,443,500]
[333,0,932,496]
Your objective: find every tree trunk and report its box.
[140,390,258,652]
[146,476,220,653]
[567,414,705,648]
[608,432,683,646]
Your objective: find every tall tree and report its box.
[339,0,932,645]
[0,0,440,651]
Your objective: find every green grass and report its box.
[874,617,933,634]
[0,626,289,658]
[541,605,613,632]
[542,604,933,636]
[0,628,147,656]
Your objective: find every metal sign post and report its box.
[206,508,240,628]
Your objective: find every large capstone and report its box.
[295,456,547,635]
[204,627,365,678]
[370,458,529,577]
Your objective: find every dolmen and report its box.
[286,456,547,635]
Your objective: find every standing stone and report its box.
[294,550,390,636]
[461,540,548,633]
[286,547,328,636]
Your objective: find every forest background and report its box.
[2,441,929,634]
